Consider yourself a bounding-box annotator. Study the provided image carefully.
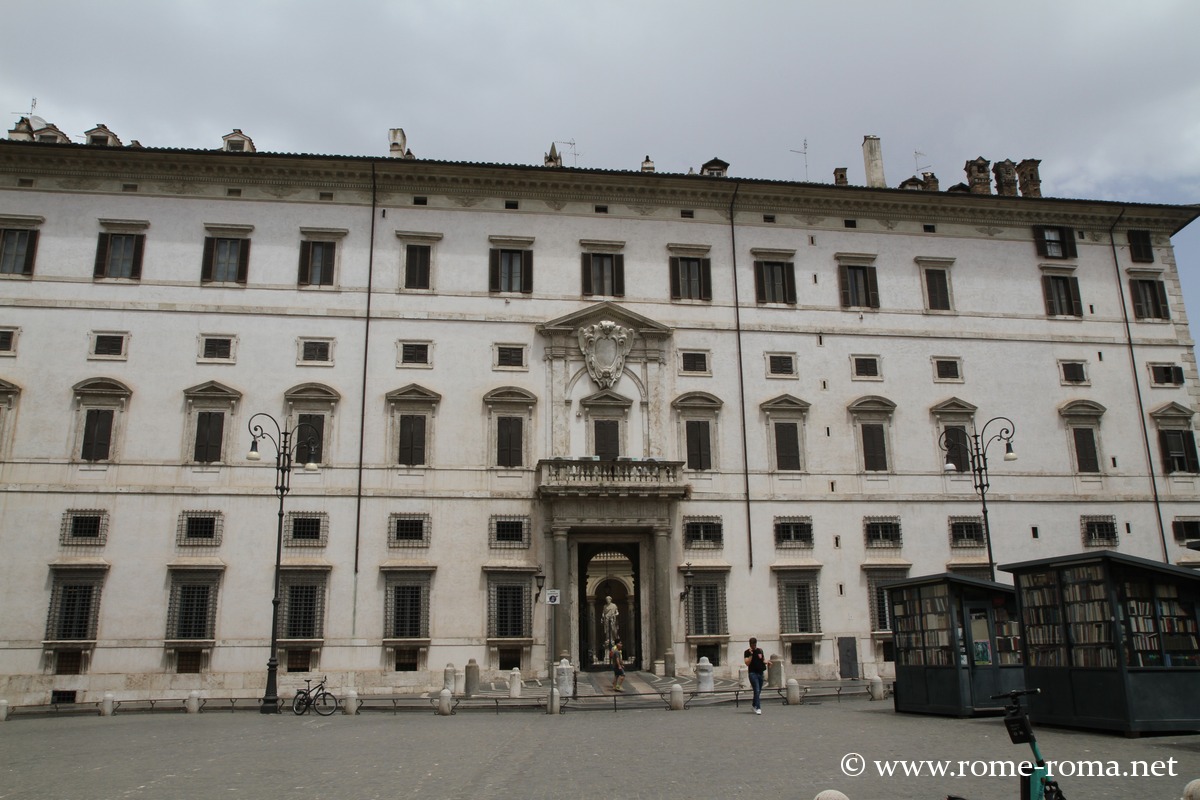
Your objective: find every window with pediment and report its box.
[386,384,441,467]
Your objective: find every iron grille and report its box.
[488,580,530,638]
[490,516,530,549]
[949,517,985,547]
[46,571,106,640]
[777,574,820,634]
[684,519,723,548]
[687,580,727,636]
[167,571,220,639]
[865,518,902,548]
[279,572,326,639]
[61,510,108,545]
[866,569,908,631]
[285,513,328,547]
[178,511,221,545]
[1082,515,1119,547]
[774,518,814,548]
[385,574,430,638]
[390,515,429,546]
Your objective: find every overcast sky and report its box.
[4,0,1199,324]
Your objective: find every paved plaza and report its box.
[1,677,1198,800]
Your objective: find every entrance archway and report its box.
[578,544,640,670]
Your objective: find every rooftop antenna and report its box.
[914,150,931,173]
[789,139,809,181]
[9,96,36,121]
[555,139,580,167]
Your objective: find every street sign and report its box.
[545,589,561,605]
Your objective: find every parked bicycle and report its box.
[292,676,339,716]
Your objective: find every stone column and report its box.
[653,526,672,666]
[553,527,570,663]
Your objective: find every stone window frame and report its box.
[682,516,724,549]
[283,383,340,467]
[1040,265,1083,318]
[673,392,722,472]
[277,568,330,661]
[580,238,625,298]
[1059,399,1106,477]
[948,516,986,549]
[835,252,880,310]
[200,223,253,285]
[916,256,955,314]
[750,247,797,305]
[297,227,348,289]
[0,326,20,357]
[761,394,810,473]
[489,515,531,550]
[489,235,536,295]
[851,354,882,381]
[0,378,19,461]
[1081,514,1119,548]
[683,565,730,639]
[932,356,963,383]
[388,513,432,548]
[0,213,43,278]
[1059,359,1089,386]
[88,331,130,361]
[94,219,149,282]
[297,337,335,366]
[386,384,440,468]
[848,395,896,474]
[60,509,110,546]
[284,511,329,548]
[382,567,434,644]
[483,387,537,470]
[44,565,110,654]
[1126,268,1170,322]
[580,389,632,460]
[765,351,798,379]
[395,230,443,293]
[864,515,902,549]
[493,343,529,372]
[775,568,822,635]
[183,381,241,466]
[397,340,434,369]
[774,516,815,548]
[679,350,711,376]
[197,333,238,364]
[72,378,132,465]
[1150,402,1199,475]
[164,567,224,647]
[864,566,910,633]
[667,243,713,303]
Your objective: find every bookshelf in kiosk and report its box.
[1002,550,1200,733]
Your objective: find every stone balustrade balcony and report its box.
[536,458,690,499]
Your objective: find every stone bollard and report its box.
[454,668,465,695]
[696,657,714,692]
[813,791,849,800]
[555,658,573,699]
[186,690,201,714]
[549,686,560,715]
[0,699,8,722]
[464,658,480,697]
[669,683,684,711]
[508,668,522,698]
[664,648,676,678]
[787,678,801,706]
[767,655,783,689]
[443,663,456,693]
[868,675,884,701]
[342,689,357,715]
[436,688,452,716]
[101,692,115,717]
[1183,778,1200,800]
[738,664,750,689]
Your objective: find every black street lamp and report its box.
[939,416,1018,582]
[246,412,319,714]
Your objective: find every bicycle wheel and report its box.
[291,692,308,715]
[313,690,338,716]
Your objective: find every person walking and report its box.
[744,637,770,714]
[611,640,626,692]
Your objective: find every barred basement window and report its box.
[864,518,901,548]
[777,573,821,634]
[949,517,985,548]
[55,651,84,676]
[389,514,430,547]
[790,642,814,665]
[176,650,204,674]
[61,510,108,545]
[385,573,431,638]
[1081,515,1119,547]
[774,517,814,548]
[395,649,420,671]
[684,518,723,548]
[285,512,328,547]
[287,649,313,672]
[177,511,222,546]
[490,516,530,549]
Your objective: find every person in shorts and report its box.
[611,640,625,691]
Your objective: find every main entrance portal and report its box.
[578,543,640,670]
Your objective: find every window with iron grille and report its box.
[687,577,727,636]
[176,650,204,674]
[384,572,431,639]
[949,566,994,582]
[866,568,908,631]
[767,354,796,376]
[177,511,222,546]
[278,571,326,639]
[389,514,430,547]
[680,351,709,374]
[286,649,313,672]
[166,570,221,640]
[488,578,531,638]
[684,518,723,548]
[60,510,108,546]
[55,651,84,676]
[774,517,814,548]
[395,648,420,671]
[865,518,901,548]
[300,339,332,363]
[790,642,815,665]
[949,517,985,548]
[285,512,328,547]
[777,572,821,634]
[490,516,530,549]
[46,570,106,641]
[1172,518,1200,542]
[1081,515,1119,547]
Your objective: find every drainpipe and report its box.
[1108,208,1170,562]
[351,160,379,633]
[727,182,754,569]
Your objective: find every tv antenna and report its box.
[10,96,36,121]
[914,150,931,173]
[789,139,809,181]
[555,139,581,167]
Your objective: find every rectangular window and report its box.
[768,354,796,376]
[94,233,145,279]
[1034,226,1077,259]
[1159,429,1200,474]
[300,340,332,363]
[924,268,950,311]
[398,414,426,465]
[1081,515,1118,547]
[861,423,888,471]
[1127,230,1153,263]
[685,420,712,470]
[943,425,970,472]
[177,511,222,546]
[949,517,985,547]
[405,244,431,289]
[687,579,727,636]
[385,573,431,639]
[1043,274,1083,316]
[754,261,797,304]
[0,228,38,275]
[0,329,14,352]
[201,336,233,361]
[389,514,430,547]
[1150,364,1185,386]
[496,416,523,468]
[790,642,814,665]
[279,572,326,639]
[490,516,530,549]
[1072,427,1101,473]
[47,572,105,641]
[683,519,723,548]
[934,359,961,380]
[1061,361,1087,384]
[201,237,249,283]
[1130,278,1170,320]
[496,346,525,368]
[778,574,820,634]
[488,579,531,638]
[61,510,109,545]
[295,414,324,464]
[400,342,429,365]
[167,571,221,640]
[92,334,126,357]
[774,421,802,471]
[81,408,114,461]
[670,257,712,301]
[286,512,328,546]
[594,419,620,460]
[839,264,880,308]
[298,241,336,286]
[867,570,908,631]
[193,411,224,463]
[581,253,624,297]
[774,517,814,548]
[865,518,901,547]
[1172,518,1200,542]
[490,249,534,293]
[853,356,880,378]
[680,351,709,374]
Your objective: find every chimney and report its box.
[389,129,407,158]
[862,136,886,188]
[965,157,991,194]
[922,171,939,192]
[833,167,848,186]
[993,160,1018,196]
[1016,159,1042,197]
[544,142,562,168]
[641,155,655,173]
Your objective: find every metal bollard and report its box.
[464,658,480,697]
[787,678,801,705]
[186,690,201,714]
[508,668,522,698]
[437,688,452,716]
[342,689,357,715]
[669,683,684,711]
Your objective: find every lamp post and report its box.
[246,412,319,714]
[939,416,1017,582]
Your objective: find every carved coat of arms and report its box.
[578,321,635,389]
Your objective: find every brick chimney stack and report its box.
[993,160,1018,196]
[834,167,848,186]
[965,157,991,194]
[1016,159,1042,197]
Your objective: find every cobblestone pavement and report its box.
[2,682,1197,800]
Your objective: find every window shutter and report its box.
[1073,427,1100,473]
[399,415,426,465]
[581,253,593,295]
[865,266,880,308]
[21,229,38,275]
[82,409,113,461]
[925,269,949,310]
[612,254,625,296]
[699,258,712,301]
[775,422,801,470]
[488,249,500,292]
[129,234,144,279]
[94,233,110,278]
[686,420,711,470]
[521,250,534,293]
[1033,227,1049,257]
[237,239,251,283]
[201,237,215,282]
[1155,280,1169,320]
[297,414,324,463]
[838,264,852,307]
[297,241,312,286]
[595,420,619,460]
[1128,230,1154,263]
[1130,279,1146,318]
[194,411,224,462]
[1062,229,1078,259]
[669,257,681,299]
[783,262,797,304]
[861,424,887,471]
[1068,276,1083,316]
[497,417,523,467]
[754,261,766,304]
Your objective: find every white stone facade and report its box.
[0,131,1197,704]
